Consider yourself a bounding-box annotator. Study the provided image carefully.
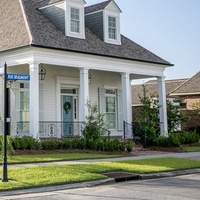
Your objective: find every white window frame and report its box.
[108,16,117,40]
[65,2,85,39]
[12,82,43,123]
[105,93,117,130]
[70,7,80,33]
[104,11,121,45]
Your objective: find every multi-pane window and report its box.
[20,91,29,122]
[108,16,116,40]
[70,7,80,33]
[99,88,122,131]
[106,96,116,129]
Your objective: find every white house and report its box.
[0,0,173,139]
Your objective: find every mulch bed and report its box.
[12,149,133,156]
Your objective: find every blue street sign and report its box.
[7,74,30,81]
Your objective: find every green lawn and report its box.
[5,153,123,164]
[1,157,200,191]
[182,146,200,152]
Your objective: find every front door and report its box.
[62,95,74,136]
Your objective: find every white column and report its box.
[29,62,39,139]
[121,73,132,138]
[157,76,168,137]
[79,68,89,123]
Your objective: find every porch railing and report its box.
[40,121,85,138]
[15,121,111,139]
[123,121,134,139]
[16,121,85,138]
[16,121,29,137]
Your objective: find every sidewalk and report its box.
[1,151,200,197]
[6,151,200,169]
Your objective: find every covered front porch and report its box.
[0,47,168,139]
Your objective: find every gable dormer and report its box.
[39,0,86,39]
[85,0,121,45]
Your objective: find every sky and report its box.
[86,0,200,83]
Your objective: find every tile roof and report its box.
[0,0,172,66]
[85,0,111,14]
[169,71,200,95]
[132,79,187,105]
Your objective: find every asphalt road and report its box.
[1,173,200,200]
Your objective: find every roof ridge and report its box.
[169,71,200,94]
[85,0,111,14]
[19,0,33,44]
[85,0,111,8]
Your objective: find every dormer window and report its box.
[108,16,116,40]
[66,2,85,39]
[70,7,80,33]
[85,0,121,45]
[39,0,86,39]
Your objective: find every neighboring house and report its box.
[132,71,200,131]
[169,71,200,131]
[0,0,173,139]
[131,78,187,122]
[132,79,187,107]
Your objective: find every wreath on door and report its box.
[63,102,72,113]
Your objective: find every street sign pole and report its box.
[2,63,8,182]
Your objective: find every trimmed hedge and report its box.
[5,137,133,153]
[155,131,200,147]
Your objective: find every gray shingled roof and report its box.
[132,79,187,105]
[169,71,200,95]
[48,0,63,5]
[0,0,30,51]
[85,0,111,14]
[48,0,86,6]
[0,0,172,66]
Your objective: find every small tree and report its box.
[134,85,189,147]
[83,101,106,141]
[167,99,188,133]
[134,85,160,146]
[192,100,200,117]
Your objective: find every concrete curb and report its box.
[140,168,200,180]
[0,178,115,197]
[1,169,200,197]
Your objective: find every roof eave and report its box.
[169,92,200,96]
[0,44,173,67]
[30,44,173,66]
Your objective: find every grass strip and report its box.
[1,157,200,191]
[5,153,123,164]
[181,146,200,152]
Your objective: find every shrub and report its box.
[180,131,199,144]
[168,134,180,147]
[112,138,120,151]
[93,139,104,151]
[0,136,15,156]
[126,142,133,152]
[118,143,125,152]
[62,139,72,149]
[10,138,20,150]
[41,139,59,150]
[19,137,29,150]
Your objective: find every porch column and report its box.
[79,68,89,123]
[157,76,168,137]
[121,73,132,138]
[29,62,39,139]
